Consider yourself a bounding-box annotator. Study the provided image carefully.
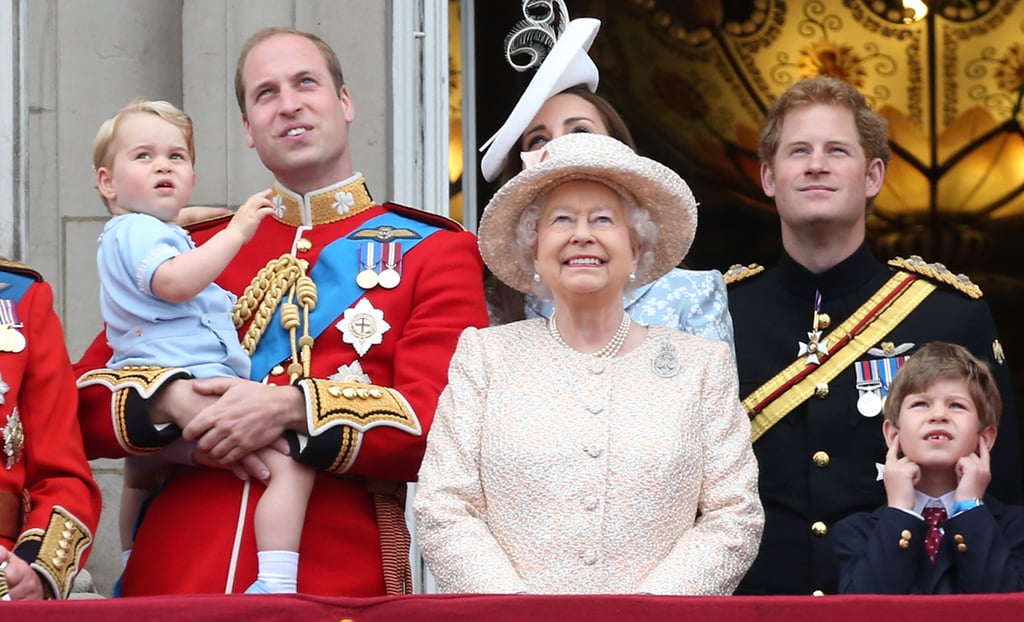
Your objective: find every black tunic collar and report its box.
[776,243,884,301]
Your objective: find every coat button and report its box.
[811,590,825,597]
[817,313,831,329]
[811,521,828,537]
[271,365,285,376]
[812,451,830,468]
[814,383,829,399]
[296,238,313,252]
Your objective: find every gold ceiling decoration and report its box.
[591,0,1024,264]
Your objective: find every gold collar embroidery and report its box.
[271,176,375,227]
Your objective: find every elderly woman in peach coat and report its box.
[414,133,762,595]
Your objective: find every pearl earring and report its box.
[628,272,636,282]
[533,272,541,283]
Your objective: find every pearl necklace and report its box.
[548,311,631,359]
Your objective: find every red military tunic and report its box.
[0,261,101,598]
[74,177,489,596]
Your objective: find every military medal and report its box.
[336,298,391,357]
[356,243,379,290]
[0,300,25,353]
[856,381,883,417]
[854,354,909,417]
[3,407,23,470]
[798,290,829,366]
[378,242,403,289]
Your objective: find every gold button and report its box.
[328,386,342,397]
[814,383,829,398]
[817,313,831,329]
[954,534,964,543]
[271,365,285,376]
[900,530,912,540]
[899,538,910,549]
[957,543,968,553]
[296,238,312,252]
[812,451,830,468]
[811,590,825,597]
[811,521,828,537]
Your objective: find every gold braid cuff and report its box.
[297,379,421,473]
[16,506,92,599]
[77,366,190,453]
[745,272,936,442]
[76,366,189,399]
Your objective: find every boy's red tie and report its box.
[922,506,947,564]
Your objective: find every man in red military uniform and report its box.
[0,261,101,600]
[74,27,489,596]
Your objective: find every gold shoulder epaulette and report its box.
[887,255,982,299]
[723,263,765,286]
[0,259,42,282]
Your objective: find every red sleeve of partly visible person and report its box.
[296,228,489,482]
[13,280,102,598]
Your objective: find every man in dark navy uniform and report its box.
[729,76,1021,596]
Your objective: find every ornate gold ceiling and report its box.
[577,0,1024,265]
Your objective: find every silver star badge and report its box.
[336,298,391,357]
[330,361,372,384]
[798,331,829,366]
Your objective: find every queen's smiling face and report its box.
[533,179,638,308]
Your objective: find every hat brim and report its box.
[479,134,697,295]
[479,18,601,182]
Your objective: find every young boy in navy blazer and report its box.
[834,341,1024,593]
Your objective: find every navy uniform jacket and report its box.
[730,244,1022,595]
[834,496,1024,594]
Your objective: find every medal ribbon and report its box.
[360,243,378,272]
[383,242,402,272]
[855,355,909,397]
[0,300,20,327]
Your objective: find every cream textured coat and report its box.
[414,320,763,594]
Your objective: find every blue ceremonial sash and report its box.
[248,212,442,380]
[0,271,36,304]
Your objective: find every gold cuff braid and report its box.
[76,366,189,399]
[298,379,421,473]
[17,506,92,599]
